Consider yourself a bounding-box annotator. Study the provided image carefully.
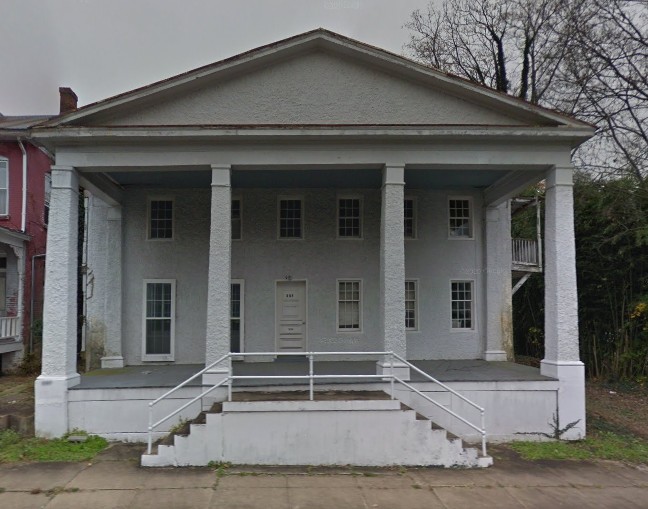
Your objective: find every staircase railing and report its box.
[146,351,487,458]
[512,238,539,266]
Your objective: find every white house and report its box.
[32,30,593,467]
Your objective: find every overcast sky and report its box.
[0,0,433,115]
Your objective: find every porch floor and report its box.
[73,359,554,390]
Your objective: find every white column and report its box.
[377,165,409,379]
[35,166,80,437]
[204,165,232,384]
[101,205,123,368]
[541,165,585,439]
[483,202,513,361]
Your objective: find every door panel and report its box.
[276,281,306,351]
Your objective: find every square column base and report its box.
[376,361,410,381]
[540,360,586,440]
[100,356,124,369]
[35,373,80,438]
[484,350,508,362]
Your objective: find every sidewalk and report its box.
[1,444,647,508]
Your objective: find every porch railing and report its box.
[0,316,20,340]
[512,238,540,267]
[146,351,488,459]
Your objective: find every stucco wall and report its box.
[95,51,526,127]
[106,186,484,365]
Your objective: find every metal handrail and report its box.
[146,351,487,458]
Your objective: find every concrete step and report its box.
[143,390,491,468]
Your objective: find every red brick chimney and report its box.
[59,87,78,114]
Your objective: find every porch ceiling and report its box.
[100,167,512,189]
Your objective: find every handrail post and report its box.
[389,351,395,399]
[227,354,233,402]
[147,402,153,455]
[309,353,314,401]
[481,410,487,457]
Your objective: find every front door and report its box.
[276,281,306,351]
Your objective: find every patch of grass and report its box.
[0,429,108,463]
[509,428,648,464]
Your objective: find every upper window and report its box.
[0,158,8,216]
[338,197,362,238]
[405,280,418,330]
[278,198,303,239]
[404,198,416,239]
[148,198,173,240]
[44,173,52,226]
[337,280,362,332]
[232,199,242,240]
[448,197,473,239]
[143,279,175,360]
[451,280,473,329]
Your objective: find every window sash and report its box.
[144,281,175,357]
[278,199,302,239]
[0,159,8,216]
[338,280,361,331]
[148,199,173,240]
[338,198,362,238]
[448,198,472,238]
[44,173,52,225]
[231,199,242,240]
[230,280,244,353]
[404,198,416,239]
[451,281,473,329]
[405,280,417,330]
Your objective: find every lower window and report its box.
[231,280,244,353]
[338,280,361,331]
[143,279,175,360]
[451,280,473,329]
[405,280,417,330]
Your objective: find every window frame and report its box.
[404,196,417,240]
[0,157,8,217]
[405,279,419,331]
[230,279,245,353]
[277,196,304,240]
[146,196,175,241]
[337,195,363,240]
[231,197,242,241]
[141,279,176,361]
[336,279,363,333]
[450,279,475,331]
[43,173,52,226]
[447,196,474,240]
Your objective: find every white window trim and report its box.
[336,194,363,240]
[277,196,304,240]
[142,279,176,361]
[43,172,52,226]
[231,279,245,352]
[450,279,475,331]
[447,195,474,241]
[336,278,363,333]
[231,196,242,241]
[0,157,9,217]
[146,196,175,241]
[404,196,417,240]
[405,279,419,331]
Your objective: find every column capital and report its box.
[50,166,78,190]
[383,164,405,185]
[546,165,574,189]
[211,165,231,187]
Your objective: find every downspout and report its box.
[30,254,46,353]
[17,139,27,232]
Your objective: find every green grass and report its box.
[509,419,648,464]
[0,429,108,463]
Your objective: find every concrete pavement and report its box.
[0,444,647,508]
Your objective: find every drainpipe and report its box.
[17,139,27,232]
[30,254,46,353]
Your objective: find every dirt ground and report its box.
[0,375,34,419]
[586,381,648,439]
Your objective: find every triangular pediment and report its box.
[44,30,587,129]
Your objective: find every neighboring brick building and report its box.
[0,113,53,371]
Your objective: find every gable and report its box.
[74,51,543,127]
